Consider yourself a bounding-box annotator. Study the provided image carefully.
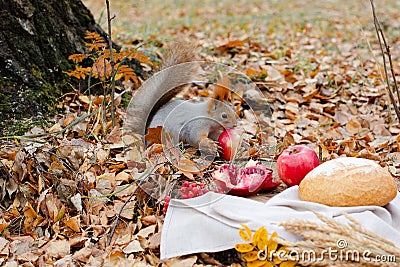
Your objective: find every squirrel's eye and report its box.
[221,113,228,119]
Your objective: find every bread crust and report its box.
[298,157,398,207]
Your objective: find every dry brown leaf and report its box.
[162,255,197,267]
[137,224,156,239]
[16,251,39,263]
[72,246,93,262]
[115,171,131,183]
[44,194,63,222]
[113,201,135,220]
[140,215,157,226]
[105,126,123,143]
[62,113,78,127]
[96,148,110,165]
[41,239,70,258]
[64,215,81,232]
[92,58,112,79]
[0,238,9,257]
[123,240,144,254]
[147,232,161,250]
[372,124,391,136]
[47,122,62,133]
[216,40,245,54]
[22,202,38,232]
[115,232,133,246]
[144,126,163,145]
[177,158,201,177]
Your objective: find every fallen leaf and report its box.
[123,240,144,254]
[40,239,70,258]
[145,126,163,145]
[163,255,197,267]
[64,215,81,232]
[137,225,156,239]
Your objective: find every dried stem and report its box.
[277,212,400,266]
[106,0,116,128]
[107,161,164,246]
[369,0,400,122]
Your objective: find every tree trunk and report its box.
[0,0,106,135]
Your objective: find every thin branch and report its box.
[106,0,116,128]
[0,110,98,141]
[107,162,164,246]
[369,0,400,122]
[106,142,186,246]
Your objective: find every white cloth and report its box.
[160,186,400,260]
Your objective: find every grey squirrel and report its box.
[126,42,237,150]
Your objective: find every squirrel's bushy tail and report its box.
[125,42,198,135]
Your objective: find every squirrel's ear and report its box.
[213,99,220,111]
[213,76,231,102]
[207,98,218,113]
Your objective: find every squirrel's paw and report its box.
[198,138,218,158]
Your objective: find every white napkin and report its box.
[160,186,400,260]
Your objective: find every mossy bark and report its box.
[0,0,106,135]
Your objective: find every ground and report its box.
[0,0,400,266]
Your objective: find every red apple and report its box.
[218,128,243,161]
[277,145,320,186]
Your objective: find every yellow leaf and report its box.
[234,243,255,253]
[280,261,298,267]
[129,51,153,65]
[68,54,87,63]
[243,251,259,262]
[260,68,268,78]
[85,42,106,52]
[246,67,258,77]
[260,262,274,267]
[114,73,123,81]
[253,226,268,249]
[116,64,137,82]
[239,224,252,242]
[85,30,101,40]
[274,248,290,264]
[247,260,268,267]
[102,48,118,59]
[267,231,279,253]
[64,66,91,80]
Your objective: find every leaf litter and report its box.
[1,0,400,266]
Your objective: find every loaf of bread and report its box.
[298,157,398,207]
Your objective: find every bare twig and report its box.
[107,176,145,246]
[106,142,188,246]
[106,0,116,128]
[369,0,400,122]
[0,110,98,141]
[107,161,165,246]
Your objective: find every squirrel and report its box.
[126,42,237,151]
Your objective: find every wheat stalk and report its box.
[276,212,400,266]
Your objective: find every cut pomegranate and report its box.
[212,161,279,196]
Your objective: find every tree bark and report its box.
[0,0,106,135]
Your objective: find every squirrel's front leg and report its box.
[197,133,219,158]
